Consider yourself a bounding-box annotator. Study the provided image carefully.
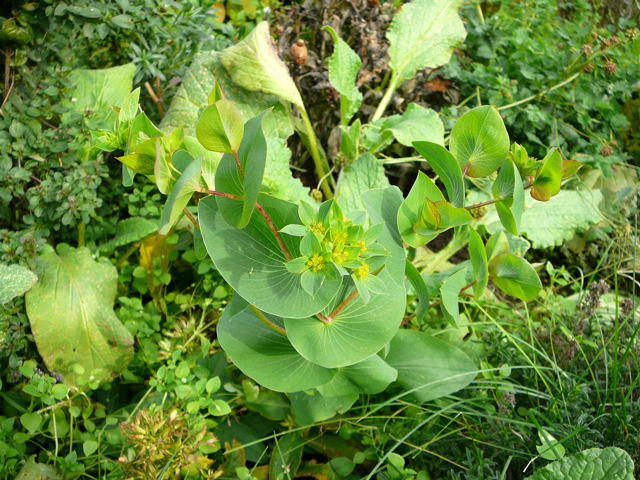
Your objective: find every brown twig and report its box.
[182,208,199,229]
[1,48,15,111]
[144,80,164,118]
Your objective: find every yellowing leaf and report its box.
[220,22,303,108]
[25,247,133,388]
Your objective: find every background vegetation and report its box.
[0,0,638,479]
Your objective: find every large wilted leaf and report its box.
[220,21,304,108]
[161,51,308,202]
[527,447,634,480]
[25,247,134,388]
[387,0,466,82]
[69,63,136,128]
[15,456,61,480]
[0,264,37,304]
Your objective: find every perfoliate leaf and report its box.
[387,0,466,82]
[562,158,583,178]
[450,106,510,177]
[0,264,38,304]
[195,99,244,153]
[220,21,304,108]
[284,269,406,368]
[323,26,363,125]
[25,247,133,388]
[217,297,335,392]
[413,141,464,206]
[215,112,268,228]
[531,148,562,201]
[489,253,541,301]
[385,330,477,403]
[199,194,342,318]
[526,447,634,480]
[415,200,472,236]
[158,153,202,235]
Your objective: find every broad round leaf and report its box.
[289,390,358,426]
[217,297,335,392]
[527,447,634,480]
[198,194,343,318]
[489,253,542,301]
[450,106,509,177]
[284,269,406,368]
[25,247,134,387]
[386,330,477,403]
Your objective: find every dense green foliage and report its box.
[1,1,638,479]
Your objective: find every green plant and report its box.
[94,1,580,438]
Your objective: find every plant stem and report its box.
[371,72,399,122]
[255,202,292,261]
[77,223,85,247]
[327,288,360,320]
[299,107,334,199]
[199,189,243,200]
[464,182,534,210]
[250,305,287,336]
[232,150,244,176]
[182,208,199,228]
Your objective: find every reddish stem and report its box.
[465,182,534,210]
[200,189,243,200]
[326,288,359,321]
[255,202,292,261]
[232,150,244,176]
[183,208,199,228]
